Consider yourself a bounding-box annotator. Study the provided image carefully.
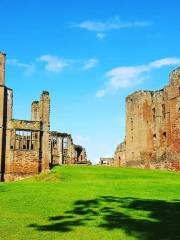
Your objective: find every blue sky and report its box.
[1,0,180,163]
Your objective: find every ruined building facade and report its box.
[51,131,88,165]
[0,53,88,181]
[114,68,180,170]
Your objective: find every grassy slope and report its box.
[0,166,180,240]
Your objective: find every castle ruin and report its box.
[0,52,88,181]
[51,131,88,165]
[114,68,180,170]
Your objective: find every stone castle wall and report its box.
[0,52,88,181]
[114,68,180,170]
[50,132,88,165]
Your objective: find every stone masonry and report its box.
[50,131,89,165]
[0,52,88,181]
[114,68,180,170]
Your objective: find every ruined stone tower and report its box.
[114,67,180,170]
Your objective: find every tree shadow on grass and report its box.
[29,196,180,239]
[29,216,84,232]
[0,186,6,192]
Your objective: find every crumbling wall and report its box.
[4,151,40,181]
[0,53,51,181]
[11,119,41,130]
[50,132,75,165]
[39,91,51,170]
[74,145,87,164]
[0,51,88,181]
[50,132,88,165]
[0,53,6,180]
[0,52,5,86]
[114,67,180,170]
[114,142,126,167]
[4,120,41,180]
[31,101,40,121]
[50,132,64,165]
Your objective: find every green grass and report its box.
[0,166,180,240]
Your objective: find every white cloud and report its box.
[73,17,151,32]
[96,89,107,98]
[39,54,69,72]
[7,59,35,76]
[97,33,106,40]
[97,57,180,97]
[82,58,99,70]
[7,55,100,75]
[149,58,180,68]
[106,65,149,89]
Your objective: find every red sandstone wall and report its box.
[115,68,180,170]
[7,150,40,175]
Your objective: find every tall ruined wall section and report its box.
[0,53,6,180]
[50,132,73,165]
[3,90,51,181]
[0,51,89,181]
[31,101,40,121]
[125,91,152,167]
[50,132,88,166]
[0,51,52,181]
[39,91,51,170]
[0,53,5,86]
[167,69,180,167]
[0,53,13,180]
[51,132,63,165]
[4,91,51,181]
[31,92,51,171]
[117,67,180,170]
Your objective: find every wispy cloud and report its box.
[82,58,99,70]
[7,59,35,76]
[97,33,106,40]
[96,57,180,97]
[8,55,99,75]
[73,17,150,31]
[96,89,106,98]
[73,17,151,40]
[39,54,69,72]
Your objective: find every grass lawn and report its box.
[0,166,180,240]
